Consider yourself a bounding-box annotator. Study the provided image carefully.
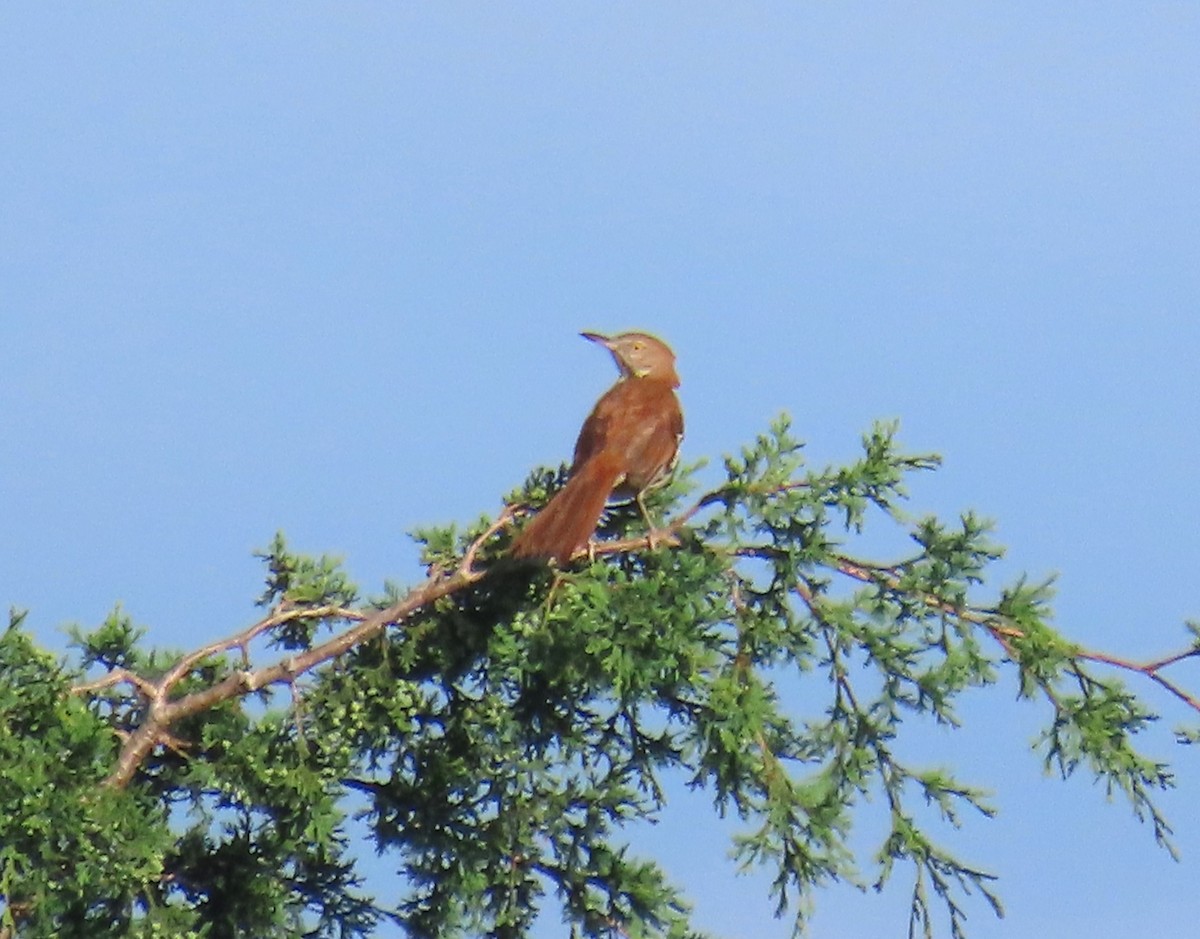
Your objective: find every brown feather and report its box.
[511,454,624,562]
[511,331,683,564]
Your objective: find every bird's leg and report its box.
[636,491,661,551]
[543,569,570,614]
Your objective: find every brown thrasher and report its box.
[511,331,684,563]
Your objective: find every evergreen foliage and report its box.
[1,418,1190,938]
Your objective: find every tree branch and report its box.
[829,550,1200,715]
[74,475,1200,796]
[87,508,518,789]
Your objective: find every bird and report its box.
[510,330,684,564]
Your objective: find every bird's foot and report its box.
[644,526,675,552]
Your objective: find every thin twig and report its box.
[70,667,160,699]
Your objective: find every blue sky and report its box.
[2,5,1198,937]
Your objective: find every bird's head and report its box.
[581,331,680,386]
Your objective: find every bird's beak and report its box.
[579,331,612,348]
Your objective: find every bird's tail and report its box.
[511,456,623,563]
